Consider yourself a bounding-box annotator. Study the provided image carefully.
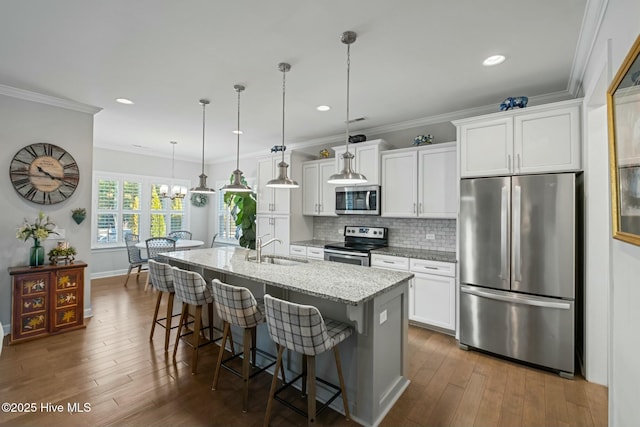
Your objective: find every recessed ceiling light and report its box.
[116,98,134,104]
[232,130,243,134]
[483,55,506,66]
[316,105,331,111]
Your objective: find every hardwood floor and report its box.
[0,275,608,427]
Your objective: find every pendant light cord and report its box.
[236,88,241,171]
[345,42,351,153]
[281,65,286,164]
[201,102,206,175]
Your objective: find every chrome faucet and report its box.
[256,234,282,263]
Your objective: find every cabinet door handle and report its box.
[318,203,322,213]
[413,203,417,213]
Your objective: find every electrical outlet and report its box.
[379,309,387,325]
[425,233,435,240]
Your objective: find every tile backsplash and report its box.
[313,216,456,252]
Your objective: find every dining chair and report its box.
[168,230,192,240]
[210,233,218,248]
[124,234,148,287]
[144,237,176,291]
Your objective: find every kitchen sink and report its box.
[245,254,308,266]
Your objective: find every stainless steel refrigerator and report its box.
[459,173,581,377]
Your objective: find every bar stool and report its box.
[148,260,181,352]
[262,294,352,426]
[211,279,284,413]
[171,267,216,374]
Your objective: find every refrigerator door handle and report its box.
[460,285,571,310]
[513,184,522,284]
[500,185,508,285]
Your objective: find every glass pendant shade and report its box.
[266,62,299,189]
[222,85,251,193]
[190,99,216,194]
[328,30,368,185]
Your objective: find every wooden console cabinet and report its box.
[8,261,87,343]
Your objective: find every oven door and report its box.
[324,248,370,267]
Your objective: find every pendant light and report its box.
[266,62,299,189]
[190,99,216,194]
[159,141,187,200]
[328,31,367,185]
[221,84,252,192]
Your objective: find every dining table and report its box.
[135,239,205,290]
[134,239,205,251]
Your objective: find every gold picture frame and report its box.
[608,34,640,246]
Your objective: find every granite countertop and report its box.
[160,246,413,306]
[289,239,333,248]
[372,246,457,263]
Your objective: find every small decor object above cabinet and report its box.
[413,134,434,146]
[607,33,640,246]
[9,143,80,204]
[190,192,208,207]
[499,96,528,111]
[16,211,58,267]
[9,261,87,343]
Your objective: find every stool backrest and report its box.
[146,237,176,260]
[148,260,174,293]
[212,279,262,328]
[171,267,212,306]
[263,294,332,356]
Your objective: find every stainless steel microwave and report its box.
[335,185,380,215]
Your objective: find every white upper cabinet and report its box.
[302,159,337,216]
[332,139,389,186]
[256,154,291,215]
[455,99,582,178]
[381,142,457,218]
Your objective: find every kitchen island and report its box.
[160,246,413,427]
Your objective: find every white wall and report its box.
[581,0,640,424]
[0,91,98,336]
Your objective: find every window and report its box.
[92,172,190,247]
[216,178,256,246]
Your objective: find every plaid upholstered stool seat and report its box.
[263,294,352,426]
[148,260,181,352]
[211,279,285,413]
[171,267,218,374]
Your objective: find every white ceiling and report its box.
[0,0,589,163]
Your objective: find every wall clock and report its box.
[190,193,208,207]
[9,143,80,205]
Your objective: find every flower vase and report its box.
[29,239,45,267]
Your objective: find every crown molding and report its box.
[0,83,102,115]
[567,0,609,97]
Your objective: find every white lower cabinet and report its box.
[409,259,455,331]
[289,244,325,260]
[371,254,456,333]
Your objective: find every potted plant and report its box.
[16,212,58,267]
[223,175,257,249]
[48,246,77,265]
[71,208,86,225]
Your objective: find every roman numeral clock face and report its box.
[10,143,79,205]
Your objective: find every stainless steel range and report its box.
[324,226,388,267]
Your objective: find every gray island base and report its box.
[160,246,413,427]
